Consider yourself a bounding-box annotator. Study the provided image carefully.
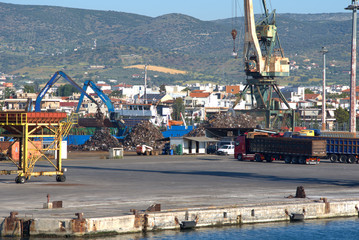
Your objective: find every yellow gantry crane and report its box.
[0,112,77,184]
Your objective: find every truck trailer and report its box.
[234,133,327,164]
[293,135,359,164]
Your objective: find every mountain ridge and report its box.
[0,2,354,87]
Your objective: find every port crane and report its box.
[234,0,295,129]
[76,80,114,116]
[35,71,104,120]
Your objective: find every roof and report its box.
[145,93,165,99]
[60,102,77,107]
[342,86,359,93]
[96,84,110,87]
[190,92,211,98]
[140,93,166,102]
[102,90,112,95]
[304,94,320,100]
[183,137,218,142]
[114,84,133,88]
[111,98,125,103]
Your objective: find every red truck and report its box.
[234,132,327,164]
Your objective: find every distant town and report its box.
[0,70,352,131]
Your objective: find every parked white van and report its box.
[216,145,235,155]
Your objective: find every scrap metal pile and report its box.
[186,112,256,137]
[208,112,255,128]
[123,120,164,150]
[70,128,121,151]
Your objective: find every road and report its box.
[1,153,359,218]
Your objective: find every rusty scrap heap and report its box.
[123,121,164,150]
[186,113,256,137]
[207,112,255,128]
[73,128,121,151]
[185,125,206,137]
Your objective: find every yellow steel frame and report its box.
[0,112,77,181]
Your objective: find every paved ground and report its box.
[1,152,359,219]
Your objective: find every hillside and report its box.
[0,2,354,87]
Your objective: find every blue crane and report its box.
[76,80,114,114]
[76,80,127,138]
[35,71,102,116]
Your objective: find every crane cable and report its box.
[231,0,239,58]
[269,0,273,12]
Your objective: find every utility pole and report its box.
[346,0,359,135]
[144,64,148,104]
[320,47,328,131]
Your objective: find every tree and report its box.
[172,97,185,120]
[57,84,79,97]
[327,92,349,100]
[304,88,314,94]
[334,106,349,124]
[294,112,303,127]
[4,87,15,98]
[109,90,123,98]
[24,84,35,93]
[159,84,166,94]
[181,87,191,92]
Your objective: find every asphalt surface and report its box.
[1,152,359,219]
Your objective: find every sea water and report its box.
[119,217,359,240]
[9,217,359,240]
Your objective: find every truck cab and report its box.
[299,129,315,136]
[234,134,264,161]
[234,135,247,160]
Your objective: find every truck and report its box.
[136,144,154,155]
[293,135,359,164]
[234,132,327,164]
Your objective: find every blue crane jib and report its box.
[35,71,100,112]
[76,80,115,114]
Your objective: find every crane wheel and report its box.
[15,176,26,184]
[56,175,66,182]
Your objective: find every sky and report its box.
[0,0,349,21]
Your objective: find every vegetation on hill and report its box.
[0,2,354,88]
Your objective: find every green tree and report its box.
[327,92,349,100]
[57,84,79,97]
[334,106,349,124]
[294,112,303,127]
[304,88,314,94]
[172,97,185,121]
[181,87,191,92]
[159,84,166,94]
[109,90,123,98]
[4,87,15,98]
[24,84,35,93]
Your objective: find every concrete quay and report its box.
[1,153,359,237]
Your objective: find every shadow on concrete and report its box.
[62,164,359,188]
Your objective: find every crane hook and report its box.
[231,29,238,58]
